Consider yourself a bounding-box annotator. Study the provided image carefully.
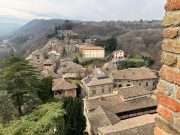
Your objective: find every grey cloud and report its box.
[0,0,165,24]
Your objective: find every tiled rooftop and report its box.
[98,114,156,135]
[115,85,149,99]
[111,67,158,80]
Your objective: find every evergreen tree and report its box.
[0,91,18,124]
[73,56,80,64]
[0,56,39,116]
[0,102,64,135]
[62,97,86,135]
[37,76,53,103]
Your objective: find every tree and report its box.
[62,97,86,135]
[0,91,17,124]
[142,56,154,66]
[73,57,80,64]
[94,37,117,53]
[0,56,39,116]
[55,26,58,35]
[0,102,64,135]
[37,76,54,103]
[117,59,145,69]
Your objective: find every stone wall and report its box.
[114,79,157,91]
[154,0,180,134]
[87,83,113,98]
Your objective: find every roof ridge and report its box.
[99,105,119,125]
[98,105,113,125]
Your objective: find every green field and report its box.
[127,58,144,62]
[70,79,82,86]
[67,52,81,60]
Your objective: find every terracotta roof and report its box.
[58,62,85,73]
[113,50,124,54]
[115,85,149,99]
[87,105,120,135]
[43,59,53,65]
[116,97,157,113]
[98,114,156,135]
[111,67,158,80]
[82,75,113,87]
[52,78,77,91]
[80,45,104,50]
[87,78,113,87]
[85,96,157,114]
[85,94,123,112]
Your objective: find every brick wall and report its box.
[154,0,180,135]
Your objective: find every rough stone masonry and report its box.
[154,0,180,135]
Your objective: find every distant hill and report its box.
[3,19,163,68]
[8,19,70,56]
[0,23,21,37]
[116,29,162,68]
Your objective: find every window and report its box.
[109,87,111,92]
[119,84,122,87]
[102,88,104,93]
[139,83,141,86]
[146,82,148,86]
[36,55,40,59]
[153,81,156,86]
[127,84,130,86]
[92,90,96,95]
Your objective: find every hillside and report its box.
[0,23,21,37]
[8,19,70,56]
[116,29,163,68]
[2,19,163,68]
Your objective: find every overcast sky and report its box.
[0,0,165,25]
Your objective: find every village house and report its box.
[84,85,157,135]
[41,59,56,75]
[80,44,105,59]
[113,85,151,102]
[26,39,66,77]
[52,78,77,99]
[26,50,44,64]
[97,114,156,135]
[110,67,158,91]
[112,50,125,59]
[57,30,78,38]
[26,50,47,72]
[101,62,118,75]
[64,39,77,54]
[51,39,64,55]
[112,50,125,64]
[82,68,113,98]
[65,44,77,54]
[57,61,86,79]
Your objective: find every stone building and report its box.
[57,30,77,38]
[154,1,180,135]
[110,67,158,91]
[84,89,157,135]
[57,61,86,78]
[51,40,64,55]
[80,44,105,59]
[112,50,125,65]
[81,68,114,98]
[26,50,46,72]
[42,59,55,75]
[97,114,156,135]
[65,45,76,54]
[52,78,77,99]
[81,75,113,98]
[113,85,151,102]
